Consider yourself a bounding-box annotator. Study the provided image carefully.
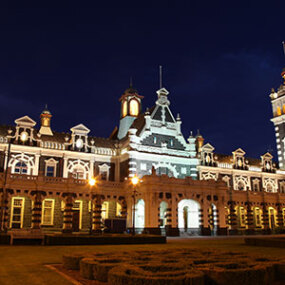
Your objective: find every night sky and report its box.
[0,2,284,159]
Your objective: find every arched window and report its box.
[72,165,86,179]
[277,106,282,116]
[14,161,28,174]
[266,183,273,192]
[129,99,139,116]
[122,100,128,117]
[237,181,245,191]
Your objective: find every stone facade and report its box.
[0,73,285,236]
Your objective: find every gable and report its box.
[15,116,36,127]
[70,124,90,134]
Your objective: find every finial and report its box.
[159,65,163,89]
[197,129,200,135]
[45,104,48,110]
[176,113,181,121]
[190,131,193,137]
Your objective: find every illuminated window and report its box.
[42,117,50,127]
[283,105,285,114]
[42,199,54,225]
[254,208,261,227]
[10,197,24,229]
[129,99,139,116]
[277,106,282,116]
[14,161,28,174]
[122,100,128,117]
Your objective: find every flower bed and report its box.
[62,248,285,284]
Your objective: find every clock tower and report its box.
[39,105,53,136]
[117,86,143,139]
[270,68,285,168]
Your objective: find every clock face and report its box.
[76,138,83,149]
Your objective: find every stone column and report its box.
[31,191,42,230]
[200,202,210,235]
[33,154,40,176]
[62,195,73,233]
[92,195,102,234]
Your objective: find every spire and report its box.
[129,76,133,88]
[159,65,163,89]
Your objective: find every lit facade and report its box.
[0,72,285,236]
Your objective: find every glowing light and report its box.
[76,138,83,148]
[129,99,139,116]
[89,177,96,186]
[131,175,139,185]
[20,131,28,142]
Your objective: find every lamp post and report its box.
[0,137,11,232]
[131,175,139,236]
[88,177,96,235]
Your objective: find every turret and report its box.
[39,105,53,136]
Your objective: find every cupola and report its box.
[39,105,53,136]
[117,85,144,140]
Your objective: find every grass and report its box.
[0,236,285,285]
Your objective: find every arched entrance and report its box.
[178,199,200,235]
[159,201,168,228]
[135,199,145,233]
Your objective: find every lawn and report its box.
[0,236,285,285]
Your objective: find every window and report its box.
[10,197,24,229]
[253,180,260,191]
[14,161,28,174]
[100,171,107,180]
[170,139,173,147]
[129,99,139,116]
[266,183,274,192]
[46,166,55,177]
[181,167,187,175]
[237,181,245,191]
[122,100,128,117]
[154,136,157,144]
[277,106,282,116]
[42,199,54,225]
[254,208,261,227]
[140,163,147,171]
[99,164,110,181]
[45,158,58,177]
[101,201,109,220]
[73,166,85,179]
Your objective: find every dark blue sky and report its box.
[0,1,284,159]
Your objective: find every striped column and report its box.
[229,202,237,230]
[0,190,9,232]
[62,195,73,233]
[165,207,172,226]
[120,199,127,219]
[276,204,283,227]
[92,195,102,234]
[261,204,269,230]
[246,203,254,230]
[31,192,42,230]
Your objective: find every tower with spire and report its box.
[39,105,53,136]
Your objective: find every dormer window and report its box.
[122,100,128,117]
[46,166,55,177]
[154,136,157,144]
[99,163,110,181]
[170,139,173,147]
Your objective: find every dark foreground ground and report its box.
[0,235,285,285]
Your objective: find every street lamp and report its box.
[131,175,139,236]
[88,177,96,234]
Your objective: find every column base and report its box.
[200,227,211,236]
[62,229,73,234]
[165,226,180,236]
[217,227,228,236]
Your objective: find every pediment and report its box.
[232,148,245,156]
[261,152,273,159]
[202,143,215,152]
[70,124,90,134]
[14,116,36,127]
